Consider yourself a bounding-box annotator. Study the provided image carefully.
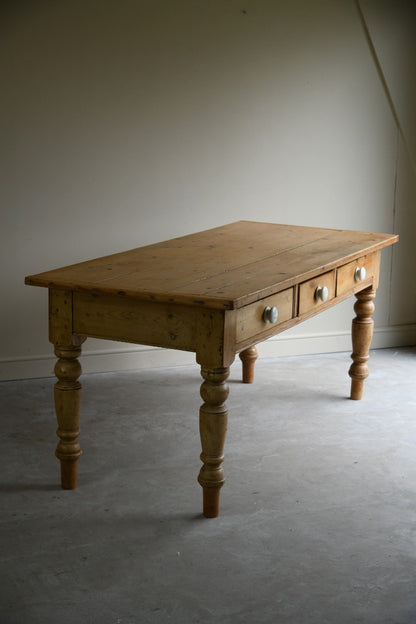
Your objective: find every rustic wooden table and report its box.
[25,221,398,517]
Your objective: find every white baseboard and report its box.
[1,324,415,381]
[256,324,416,358]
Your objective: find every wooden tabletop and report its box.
[25,221,398,310]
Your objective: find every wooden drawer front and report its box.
[236,288,294,343]
[298,270,335,316]
[336,253,376,296]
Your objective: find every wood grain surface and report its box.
[25,221,398,309]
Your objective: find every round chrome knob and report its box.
[315,285,329,302]
[354,266,366,282]
[263,306,278,323]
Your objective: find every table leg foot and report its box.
[60,460,78,490]
[198,366,229,518]
[202,487,221,518]
[239,346,258,383]
[348,286,376,400]
[54,342,83,488]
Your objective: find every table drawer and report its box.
[298,270,335,316]
[336,253,377,296]
[236,288,294,342]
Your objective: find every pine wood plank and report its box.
[25,221,398,309]
[173,229,397,307]
[24,221,319,292]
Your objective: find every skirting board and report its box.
[1,324,415,381]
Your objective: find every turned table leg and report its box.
[239,346,258,383]
[198,366,230,518]
[54,341,83,488]
[349,286,376,400]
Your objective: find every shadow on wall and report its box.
[357,0,416,325]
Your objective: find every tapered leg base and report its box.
[239,346,258,383]
[60,460,78,489]
[202,487,221,518]
[350,378,364,401]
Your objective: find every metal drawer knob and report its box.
[354,266,366,282]
[263,306,278,323]
[315,285,329,302]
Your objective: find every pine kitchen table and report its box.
[25,221,398,517]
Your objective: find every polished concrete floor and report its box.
[1,347,416,624]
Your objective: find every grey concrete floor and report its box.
[1,347,416,624]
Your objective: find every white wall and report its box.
[1,0,415,380]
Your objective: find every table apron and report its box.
[69,292,236,368]
[49,250,381,365]
[72,292,199,351]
